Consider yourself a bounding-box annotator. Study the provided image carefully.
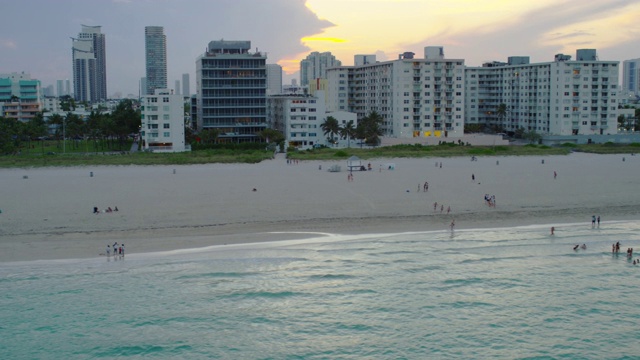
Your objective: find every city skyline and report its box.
[1,0,639,97]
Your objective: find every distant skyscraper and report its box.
[65,79,71,97]
[140,77,147,98]
[145,26,167,95]
[266,64,283,95]
[175,80,180,95]
[71,25,107,103]
[299,52,341,87]
[43,85,54,97]
[56,80,64,97]
[182,73,190,96]
[623,58,640,94]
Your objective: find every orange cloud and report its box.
[301,37,347,43]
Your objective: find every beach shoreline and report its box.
[1,153,639,262]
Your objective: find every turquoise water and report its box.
[2,222,640,359]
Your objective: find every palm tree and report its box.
[357,111,384,146]
[321,116,340,145]
[256,128,284,148]
[495,103,507,133]
[47,113,64,147]
[26,112,48,154]
[339,120,356,148]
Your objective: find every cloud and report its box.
[0,39,17,49]
[301,37,347,43]
[547,31,596,41]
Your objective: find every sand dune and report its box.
[1,152,639,261]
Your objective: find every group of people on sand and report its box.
[484,194,496,207]
[432,202,451,214]
[106,242,125,257]
[93,206,118,214]
[591,215,601,228]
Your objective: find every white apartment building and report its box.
[267,91,357,149]
[465,49,619,136]
[141,89,188,152]
[267,92,325,150]
[327,47,466,139]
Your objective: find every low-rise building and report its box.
[141,88,189,152]
[0,72,42,122]
[268,91,357,150]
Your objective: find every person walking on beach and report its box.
[554,171,557,179]
[433,202,438,212]
[106,245,111,257]
[450,219,455,231]
[440,205,444,213]
[597,216,600,227]
[424,182,429,192]
[551,227,555,235]
[591,215,596,228]
[472,174,475,182]
[447,206,451,214]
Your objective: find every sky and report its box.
[2,0,639,97]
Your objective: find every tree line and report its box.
[0,99,140,154]
[321,110,384,147]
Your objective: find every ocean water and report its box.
[2,221,640,359]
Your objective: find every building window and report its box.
[163,132,170,137]
[163,124,170,129]
[163,97,169,103]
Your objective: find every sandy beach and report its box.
[1,152,639,262]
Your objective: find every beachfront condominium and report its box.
[622,58,640,95]
[267,91,357,150]
[71,25,107,103]
[145,26,167,95]
[464,49,619,136]
[196,40,267,142]
[140,88,189,152]
[326,46,466,139]
[300,51,342,87]
[0,72,42,122]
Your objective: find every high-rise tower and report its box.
[145,26,167,95]
[196,40,267,142]
[71,25,107,102]
[299,52,341,87]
